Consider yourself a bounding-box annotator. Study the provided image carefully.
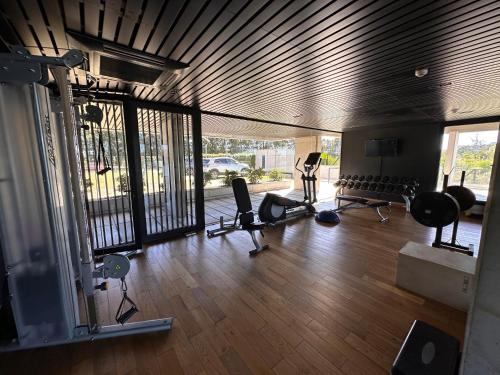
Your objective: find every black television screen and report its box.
[365,139,398,157]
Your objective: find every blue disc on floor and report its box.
[315,210,340,224]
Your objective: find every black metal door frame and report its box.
[123,98,205,245]
[79,99,140,257]
[80,94,205,255]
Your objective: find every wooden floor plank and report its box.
[0,206,476,374]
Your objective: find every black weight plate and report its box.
[352,175,359,180]
[347,181,355,189]
[382,176,390,183]
[345,175,352,180]
[354,182,361,189]
[374,175,381,182]
[410,192,459,228]
[359,175,365,181]
[369,182,378,191]
[394,184,405,194]
[361,182,369,190]
[340,179,348,187]
[391,176,399,184]
[385,184,395,193]
[376,183,386,192]
[366,175,373,182]
[446,185,476,211]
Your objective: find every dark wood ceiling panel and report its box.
[0,1,39,54]
[211,31,500,117]
[41,0,68,52]
[117,0,143,45]
[168,0,231,61]
[172,0,249,63]
[84,0,100,37]
[101,0,122,41]
[157,0,211,58]
[62,0,81,32]
[0,0,498,134]
[193,0,495,107]
[178,0,389,102]
[202,113,338,139]
[131,0,165,50]
[21,0,55,55]
[144,0,187,54]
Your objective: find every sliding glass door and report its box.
[79,99,204,255]
[136,106,198,241]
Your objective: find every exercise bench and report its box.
[335,194,391,223]
[207,178,268,255]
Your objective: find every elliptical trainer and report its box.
[257,152,322,223]
[298,152,322,204]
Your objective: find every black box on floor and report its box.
[392,320,460,375]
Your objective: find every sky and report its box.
[442,130,499,149]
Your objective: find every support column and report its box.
[461,129,500,374]
[293,136,321,190]
[443,130,459,175]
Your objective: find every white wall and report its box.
[461,131,500,374]
[255,149,294,172]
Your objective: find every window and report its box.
[438,124,499,201]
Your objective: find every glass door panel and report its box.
[137,107,196,239]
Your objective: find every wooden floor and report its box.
[0,206,481,375]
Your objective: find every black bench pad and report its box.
[368,201,391,208]
[337,195,368,204]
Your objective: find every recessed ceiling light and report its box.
[415,67,429,78]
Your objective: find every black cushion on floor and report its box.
[392,320,460,375]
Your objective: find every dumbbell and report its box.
[382,176,390,183]
[347,180,355,189]
[359,175,365,182]
[385,184,395,193]
[366,175,373,182]
[391,176,399,184]
[394,184,406,194]
[374,175,381,182]
[361,182,369,190]
[369,182,378,191]
[352,175,359,181]
[340,179,348,187]
[403,185,416,196]
[354,181,362,189]
[376,183,386,192]
[345,175,352,180]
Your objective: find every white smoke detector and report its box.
[415,67,429,78]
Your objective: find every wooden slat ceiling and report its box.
[202,113,338,139]
[1,0,499,134]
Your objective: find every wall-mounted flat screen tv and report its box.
[365,138,398,157]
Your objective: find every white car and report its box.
[203,157,250,177]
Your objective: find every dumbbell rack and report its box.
[334,174,419,212]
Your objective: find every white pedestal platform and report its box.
[396,241,477,311]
